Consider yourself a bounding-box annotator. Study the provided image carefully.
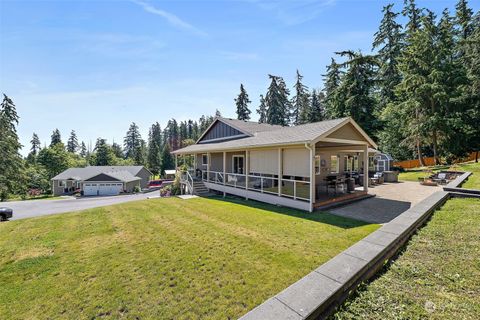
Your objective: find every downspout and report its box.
[305,142,314,212]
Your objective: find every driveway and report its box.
[4,191,159,221]
[328,181,441,224]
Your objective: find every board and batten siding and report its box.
[283,148,310,177]
[198,121,245,143]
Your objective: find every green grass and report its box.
[398,161,480,189]
[0,196,378,320]
[333,198,480,319]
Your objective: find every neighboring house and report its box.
[172,117,378,212]
[51,166,152,196]
[164,170,176,180]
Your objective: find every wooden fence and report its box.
[394,151,479,169]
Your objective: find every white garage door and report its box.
[83,183,123,196]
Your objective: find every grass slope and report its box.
[0,196,378,320]
[333,198,480,319]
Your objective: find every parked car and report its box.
[0,207,13,221]
[148,180,163,189]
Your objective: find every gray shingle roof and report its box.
[173,117,350,154]
[52,166,145,181]
[219,118,283,135]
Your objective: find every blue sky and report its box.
[1,0,478,154]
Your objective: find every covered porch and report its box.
[175,143,372,212]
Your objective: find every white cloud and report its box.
[131,0,207,37]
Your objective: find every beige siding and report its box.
[250,149,278,175]
[326,122,365,141]
[210,153,223,172]
[135,167,151,189]
[283,148,309,177]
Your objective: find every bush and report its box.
[160,185,172,197]
[134,185,141,193]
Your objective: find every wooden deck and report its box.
[313,190,368,208]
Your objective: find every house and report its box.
[164,170,176,180]
[172,117,378,212]
[372,151,394,172]
[51,166,152,196]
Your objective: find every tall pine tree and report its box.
[235,84,252,120]
[257,94,267,123]
[67,130,79,153]
[50,129,62,147]
[291,70,310,125]
[265,74,290,126]
[323,58,343,119]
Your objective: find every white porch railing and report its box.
[195,170,310,202]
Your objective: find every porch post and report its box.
[278,148,282,196]
[245,150,249,200]
[207,152,211,182]
[223,151,226,197]
[193,154,197,171]
[175,154,178,170]
[363,145,369,192]
[312,144,316,209]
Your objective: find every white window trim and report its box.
[232,155,245,174]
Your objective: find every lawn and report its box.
[333,198,480,319]
[6,195,65,202]
[398,161,480,189]
[0,196,378,320]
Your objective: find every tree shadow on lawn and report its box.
[206,195,373,229]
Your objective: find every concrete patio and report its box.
[328,181,441,224]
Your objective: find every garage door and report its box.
[83,183,123,196]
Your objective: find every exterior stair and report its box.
[192,180,210,196]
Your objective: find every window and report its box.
[232,155,244,174]
[353,156,359,171]
[58,180,65,187]
[202,154,208,166]
[369,156,375,170]
[344,156,352,172]
[315,155,321,174]
[330,155,339,173]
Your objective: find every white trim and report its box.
[320,138,369,145]
[201,153,208,166]
[204,182,311,211]
[197,134,248,144]
[232,155,245,174]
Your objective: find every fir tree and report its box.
[373,3,403,112]
[402,0,423,33]
[111,142,123,158]
[291,70,310,125]
[335,50,379,136]
[93,138,114,166]
[257,94,267,123]
[161,144,175,175]
[147,122,162,176]
[265,74,290,126]
[67,130,79,153]
[309,89,325,123]
[455,0,473,40]
[50,129,62,147]
[235,84,252,120]
[123,122,144,163]
[0,94,24,200]
[30,133,41,155]
[323,58,343,119]
[80,141,87,158]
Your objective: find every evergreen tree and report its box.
[165,119,180,150]
[455,0,473,40]
[323,58,343,119]
[235,84,252,120]
[179,121,188,148]
[79,141,87,158]
[265,74,290,126]
[373,3,403,112]
[402,0,423,33]
[0,94,24,200]
[335,51,379,136]
[215,109,222,118]
[147,122,162,176]
[160,144,175,175]
[291,70,311,125]
[67,130,79,153]
[257,94,267,123]
[37,143,70,180]
[30,133,41,155]
[111,142,123,158]
[50,129,62,146]
[309,89,325,123]
[123,122,143,163]
[93,138,114,166]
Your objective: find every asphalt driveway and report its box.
[3,191,159,221]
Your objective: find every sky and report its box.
[1,0,478,155]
